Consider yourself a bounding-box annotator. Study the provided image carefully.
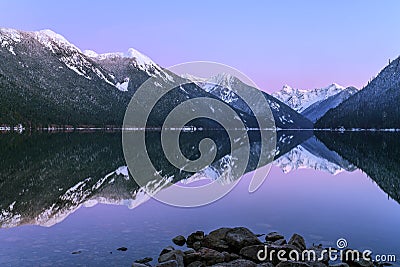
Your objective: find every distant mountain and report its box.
[302,86,357,122]
[316,56,400,129]
[272,83,348,113]
[184,73,314,129]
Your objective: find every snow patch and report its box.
[116,78,130,92]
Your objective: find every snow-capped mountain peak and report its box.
[181,73,208,83]
[126,48,155,67]
[84,48,174,82]
[183,72,313,129]
[302,86,358,122]
[84,48,154,63]
[281,84,293,92]
[190,72,240,92]
[272,83,348,113]
[83,48,163,75]
[0,28,22,55]
[324,83,345,94]
[328,82,344,89]
[183,72,239,88]
[0,28,22,42]
[33,29,80,52]
[0,28,80,53]
[208,73,236,84]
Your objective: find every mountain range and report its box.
[0,28,308,130]
[316,56,400,129]
[1,27,399,130]
[0,28,229,128]
[182,73,313,129]
[273,84,358,122]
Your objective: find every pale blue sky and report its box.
[1,0,399,92]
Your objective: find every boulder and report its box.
[184,249,196,255]
[351,259,374,267]
[158,250,184,267]
[276,261,311,267]
[183,250,202,266]
[342,248,372,265]
[187,231,205,248]
[197,247,226,265]
[132,263,150,267]
[257,263,275,267]
[134,257,153,264]
[306,261,328,267]
[375,263,393,267]
[288,234,306,251]
[306,245,329,264]
[239,245,267,263]
[265,232,285,242]
[329,263,349,267]
[202,228,232,252]
[172,235,186,246]
[221,251,240,262]
[160,246,175,256]
[211,259,258,267]
[187,261,206,267]
[225,227,262,252]
[240,244,301,265]
[273,239,287,246]
[193,241,202,251]
[155,260,179,267]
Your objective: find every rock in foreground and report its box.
[133,227,380,267]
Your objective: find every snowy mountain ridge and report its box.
[302,86,358,122]
[0,28,173,93]
[316,55,400,129]
[84,48,168,78]
[272,83,349,113]
[183,72,314,129]
[0,28,123,87]
[33,29,82,52]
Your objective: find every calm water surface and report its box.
[0,131,399,266]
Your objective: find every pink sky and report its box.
[1,1,399,93]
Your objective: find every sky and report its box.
[1,0,400,92]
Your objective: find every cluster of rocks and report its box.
[132,227,390,267]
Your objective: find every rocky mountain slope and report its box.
[302,86,357,122]
[272,83,348,113]
[316,56,400,129]
[184,73,313,129]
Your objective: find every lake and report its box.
[0,131,399,266]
